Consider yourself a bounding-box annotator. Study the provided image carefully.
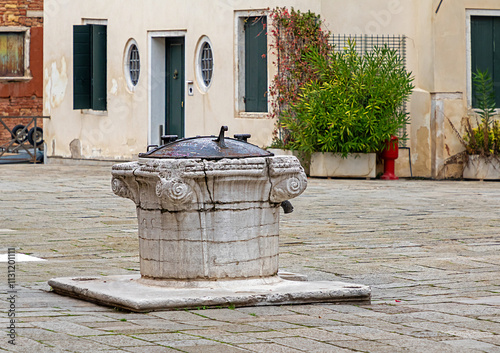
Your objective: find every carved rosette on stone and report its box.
[111,155,307,282]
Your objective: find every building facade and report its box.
[0,0,44,144]
[43,0,500,178]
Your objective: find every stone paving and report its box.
[0,163,499,352]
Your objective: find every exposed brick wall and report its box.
[0,0,44,146]
[0,0,43,27]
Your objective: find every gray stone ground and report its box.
[0,164,500,352]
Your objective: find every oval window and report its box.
[128,44,140,86]
[124,39,140,91]
[196,37,214,91]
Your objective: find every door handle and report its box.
[173,69,178,80]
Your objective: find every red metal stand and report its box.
[381,135,399,180]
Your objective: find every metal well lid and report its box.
[139,126,274,160]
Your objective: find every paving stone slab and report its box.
[178,345,251,353]
[121,347,182,353]
[380,337,485,353]
[85,334,156,347]
[237,343,304,353]
[271,336,347,351]
[278,327,356,341]
[442,338,500,352]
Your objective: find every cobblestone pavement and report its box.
[1,164,500,352]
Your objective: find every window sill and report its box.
[467,108,500,115]
[237,112,269,119]
[0,76,32,83]
[81,109,108,116]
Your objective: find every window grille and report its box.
[201,42,213,87]
[330,34,408,145]
[330,34,406,60]
[129,44,140,86]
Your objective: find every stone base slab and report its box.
[48,274,371,312]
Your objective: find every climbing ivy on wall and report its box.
[268,7,331,148]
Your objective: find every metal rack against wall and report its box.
[330,34,406,61]
[0,116,50,164]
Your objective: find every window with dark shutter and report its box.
[73,24,107,111]
[471,16,500,108]
[244,16,268,113]
[73,25,92,109]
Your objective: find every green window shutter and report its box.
[471,16,500,108]
[244,16,268,112]
[73,25,92,109]
[91,25,107,111]
[494,17,500,108]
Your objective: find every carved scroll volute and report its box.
[111,177,139,204]
[269,156,308,203]
[270,173,307,203]
[111,162,140,204]
[155,176,194,207]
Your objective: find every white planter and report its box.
[310,152,376,178]
[267,149,310,175]
[463,155,500,180]
[267,148,297,157]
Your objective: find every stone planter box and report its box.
[463,155,500,180]
[310,152,376,178]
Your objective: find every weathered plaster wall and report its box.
[43,0,321,161]
[429,0,500,178]
[0,0,44,144]
[321,0,500,178]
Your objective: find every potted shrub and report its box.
[448,69,500,180]
[280,42,414,178]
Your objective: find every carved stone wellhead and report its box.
[111,155,307,281]
[48,129,370,311]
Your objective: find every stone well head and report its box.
[111,127,307,282]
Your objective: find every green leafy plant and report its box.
[280,41,414,157]
[448,69,500,157]
[466,69,500,155]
